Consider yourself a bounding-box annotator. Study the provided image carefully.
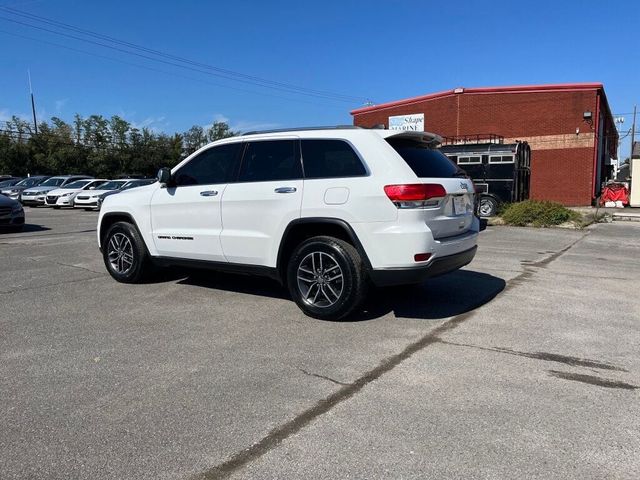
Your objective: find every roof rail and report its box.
[241,125,362,136]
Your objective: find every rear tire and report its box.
[478,196,498,217]
[287,236,368,320]
[102,221,150,283]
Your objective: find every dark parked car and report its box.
[0,194,25,231]
[96,178,156,209]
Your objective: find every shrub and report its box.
[501,200,581,227]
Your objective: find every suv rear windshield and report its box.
[387,139,464,178]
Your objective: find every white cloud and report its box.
[116,110,170,132]
[130,116,169,132]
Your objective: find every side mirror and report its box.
[157,168,172,185]
[89,186,96,190]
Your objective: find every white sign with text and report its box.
[388,113,424,131]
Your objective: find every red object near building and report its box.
[351,83,618,206]
[600,183,629,206]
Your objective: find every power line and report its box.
[0,5,366,103]
[0,6,369,104]
[0,28,351,109]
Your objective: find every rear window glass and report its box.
[387,139,461,178]
[301,139,366,178]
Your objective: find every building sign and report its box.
[389,113,424,131]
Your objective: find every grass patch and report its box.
[501,200,582,227]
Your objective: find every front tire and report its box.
[102,221,149,283]
[287,236,368,320]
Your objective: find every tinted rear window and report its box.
[301,139,366,178]
[387,139,461,178]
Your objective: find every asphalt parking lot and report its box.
[1,207,639,480]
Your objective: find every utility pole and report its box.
[28,69,38,134]
[630,105,637,164]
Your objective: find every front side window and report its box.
[238,140,301,182]
[301,139,366,179]
[174,143,242,186]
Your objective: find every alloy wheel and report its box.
[107,232,134,274]
[296,251,344,308]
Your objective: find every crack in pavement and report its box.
[297,368,350,387]
[194,233,589,480]
[37,257,105,276]
[438,340,628,372]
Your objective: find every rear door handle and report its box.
[200,190,218,197]
[274,187,297,194]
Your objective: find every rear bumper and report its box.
[369,246,477,287]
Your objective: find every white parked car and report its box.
[98,127,480,320]
[45,179,107,208]
[21,175,91,206]
[74,180,128,210]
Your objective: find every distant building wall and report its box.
[351,84,617,206]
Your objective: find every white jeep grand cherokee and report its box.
[98,127,479,320]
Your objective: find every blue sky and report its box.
[1,0,638,157]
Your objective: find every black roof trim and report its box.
[241,125,362,136]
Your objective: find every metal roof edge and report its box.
[350,83,605,116]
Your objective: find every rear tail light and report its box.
[384,184,446,208]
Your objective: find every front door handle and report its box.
[274,187,297,194]
[200,190,218,197]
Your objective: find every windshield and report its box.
[15,177,41,187]
[96,181,125,190]
[122,180,146,190]
[387,139,467,178]
[40,177,66,187]
[64,180,92,189]
[0,179,18,187]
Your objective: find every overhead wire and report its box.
[0,28,352,109]
[0,6,368,104]
[0,5,365,103]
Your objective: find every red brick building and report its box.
[351,83,618,205]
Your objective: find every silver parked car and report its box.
[0,176,50,201]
